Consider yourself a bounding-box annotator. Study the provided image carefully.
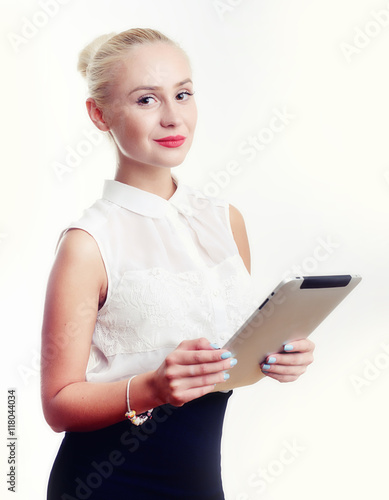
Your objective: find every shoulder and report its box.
[54,197,114,252]
[55,228,106,285]
[53,228,107,305]
[56,225,108,273]
[56,227,102,261]
[228,205,251,274]
[229,204,246,232]
[51,198,113,306]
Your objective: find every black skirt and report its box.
[47,390,232,500]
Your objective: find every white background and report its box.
[1,0,389,498]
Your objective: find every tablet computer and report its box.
[214,274,362,391]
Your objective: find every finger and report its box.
[167,370,231,406]
[263,351,314,367]
[169,382,222,407]
[169,348,233,367]
[280,338,315,354]
[177,337,226,352]
[183,370,231,390]
[261,371,303,383]
[261,362,307,377]
[168,356,237,379]
[264,339,315,360]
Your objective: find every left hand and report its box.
[260,338,315,383]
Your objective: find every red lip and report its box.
[154,135,186,148]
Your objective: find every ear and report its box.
[86,98,110,132]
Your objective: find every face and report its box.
[99,42,197,171]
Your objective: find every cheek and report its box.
[127,111,157,138]
[115,114,148,146]
[188,103,198,129]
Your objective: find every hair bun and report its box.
[77,33,116,78]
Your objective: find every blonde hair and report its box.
[77,28,185,110]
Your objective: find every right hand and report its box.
[153,337,237,407]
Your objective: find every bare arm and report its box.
[41,229,234,432]
[41,228,132,432]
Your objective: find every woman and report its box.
[41,28,314,499]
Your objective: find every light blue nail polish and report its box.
[221,351,232,359]
[210,343,221,349]
[263,364,271,370]
[284,344,294,352]
[230,358,238,367]
[224,373,230,380]
[268,356,276,364]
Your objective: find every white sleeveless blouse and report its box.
[56,176,258,383]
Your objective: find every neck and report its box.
[114,160,176,200]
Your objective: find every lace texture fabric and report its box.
[94,254,257,357]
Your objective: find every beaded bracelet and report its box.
[124,376,153,426]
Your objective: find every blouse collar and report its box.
[102,174,192,218]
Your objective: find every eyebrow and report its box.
[128,78,193,95]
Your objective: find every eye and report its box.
[136,95,157,106]
[176,91,194,101]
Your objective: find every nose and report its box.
[160,99,182,128]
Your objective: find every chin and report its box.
[156,153,189,169]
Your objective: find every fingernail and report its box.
[263,364,271,370]
[221,351,232,359]
[268,356,276,364]
[284,344,294,352]
[210,343,221,349]
[224,373,230,380]
[230,358,238,367]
